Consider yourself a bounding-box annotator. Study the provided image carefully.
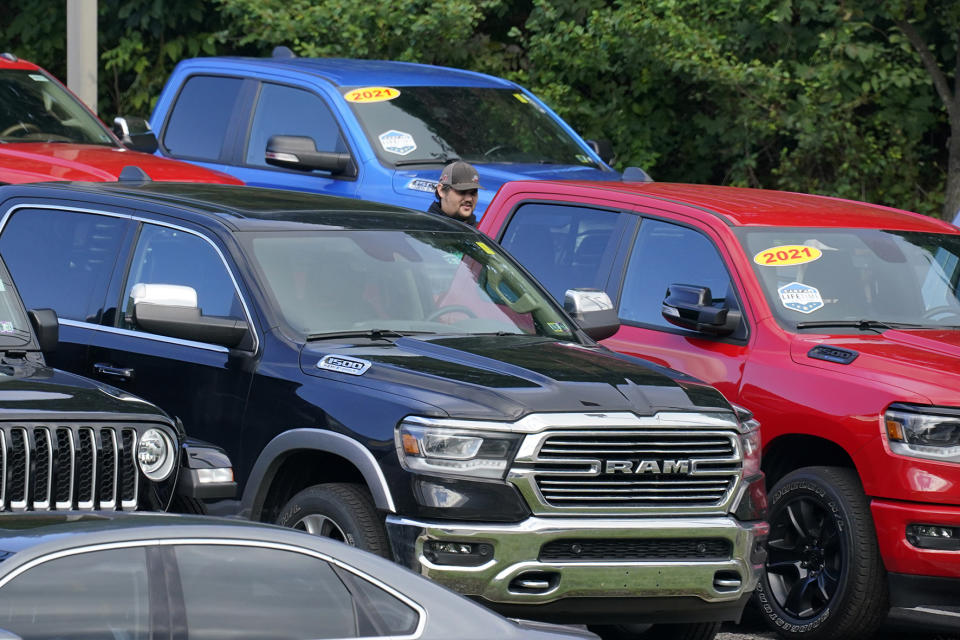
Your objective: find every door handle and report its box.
[93,363,135,380]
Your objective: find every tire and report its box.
[754,466,888,640]
[588,622,720,640]
[275,483,391,558]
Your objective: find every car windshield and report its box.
[242,228,577,340]
[738,227,960,330]
[0,69,115,145]
[345,86,600,167]
[0,259,34,346]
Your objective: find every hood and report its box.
[301,335,731,421]
[0,143,241,184]
[393,162,621,216]
[0,362,171,419]
[790,329,960,404]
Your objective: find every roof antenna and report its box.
[272,46,296,59]
[118,166,152,183]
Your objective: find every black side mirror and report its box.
[661,284,740,336]
[113,116,158,153]
[265,135,356,177]
[135,303,249,349]
[564,288,620,341]
[585,139,615,165]
[27,308,58,353]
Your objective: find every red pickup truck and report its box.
[479,180,960,639]
[0,53,239,185]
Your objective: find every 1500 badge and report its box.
[317,355,372,376]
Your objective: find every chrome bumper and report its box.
[385,515,766,607]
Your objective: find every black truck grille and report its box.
[0,424,142,511]
[539,538,732,562]
[528,431,740,510]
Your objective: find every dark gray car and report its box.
[0,512,596,640]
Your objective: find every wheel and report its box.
[0,122,41,137]
[754,466,887,639]
[275,483,391,558]
[425,304,478,322]
[588,622,720,640]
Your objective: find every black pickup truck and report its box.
[0,180,766,640]
[0,250,234,512]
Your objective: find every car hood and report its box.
[393,162,621,216]
[0,361,170,418]
[789,329,960,405]
[301,335,731,421]
[0,143,242,184]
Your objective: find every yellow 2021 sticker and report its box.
[475,241,495,255]
[344,87,400,103]
[754,245,822,266]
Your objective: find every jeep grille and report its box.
[0,423,144,511]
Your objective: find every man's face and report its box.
[438,185,478,219]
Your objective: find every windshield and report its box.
[0,260,34,347]
[0,69,115,145]
[345,86,601,168]
[738,227,960,330]
[243,229,577,340]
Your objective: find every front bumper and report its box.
[386,515,766,622]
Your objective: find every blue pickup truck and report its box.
[147,50,635,217]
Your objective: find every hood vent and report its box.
[808,345,858,365]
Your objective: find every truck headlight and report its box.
[137,428,176,481]
[885,407,960,463]
[396,420,522,480]
[732,404,762,477]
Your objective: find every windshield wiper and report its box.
[794,319,924,331]
[393,155,460,167]
[305,329,436,342]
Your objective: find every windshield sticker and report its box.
[28,74,48,82]
[475,241,495,255]
[0,322,13,333]
[755,245,822,266]
[344,87,400,103]
[444,252,462,264]
[547,322,568,333]
[379,130,416,156]
[778,282,824,314]
[407,178,438,193]
[0,280,6,292]
[317,355,372,376]
[513,92,530,104]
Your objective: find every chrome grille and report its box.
[510,427,743,515]
[0,423,143,511]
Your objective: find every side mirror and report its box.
[564,288,619,341]
[265,135,356,177]
[661,284,740,336]
[113,116,158,153]
[131,283,249,349]
[27,308,58,353]
[585,139,615,165]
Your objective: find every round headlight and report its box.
[137,428,176,481]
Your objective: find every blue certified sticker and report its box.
[778,282,824,314]
[379,130,416,156]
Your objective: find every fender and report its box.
[240,428,397,520]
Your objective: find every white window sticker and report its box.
[28,74,48,82]
[778,282,824,314]
[0,322,13,333]
[379,130,416,156]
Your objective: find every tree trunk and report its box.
[945,115,960,220]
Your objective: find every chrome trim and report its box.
[77,428,96,510]
[10,428,28,511]
[0,430,5,508]
[0,204,260,355]
[121,430,139,510]
[0,537,428,640]
[54,427,75,510]
[99,428,118,510]
[61,319,229,353]
[402,411,740,435]
[386,514,764,606]
[33,428,52,510]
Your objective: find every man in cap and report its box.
[427,160,482,226]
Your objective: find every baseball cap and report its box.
[439,161,483,191]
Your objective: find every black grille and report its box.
[0,423,157,511]
[539,538,732,562]
[528,431,740,510]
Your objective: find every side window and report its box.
[499,203,622,303]
[162,75,244,161]
[121,224,242,332]
[0,208,127,321]
[173,544,419,639]
[621,219,737,330]
[0,547,150,640]
[246,83,347,167]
